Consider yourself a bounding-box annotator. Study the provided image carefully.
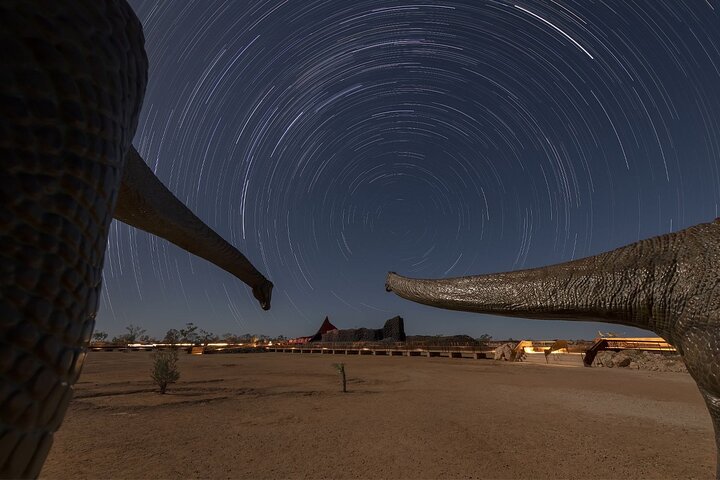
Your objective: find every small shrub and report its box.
[151,349,180,394]
[332,363,347,393]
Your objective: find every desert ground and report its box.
[40,351,715,479]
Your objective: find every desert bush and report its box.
[332,363,347,393]
[151,349,180,394]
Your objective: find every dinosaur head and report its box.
[385,272,397,292]
[253,279,274,310]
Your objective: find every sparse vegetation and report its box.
[179,322,199,343]
[111,324,148,344]
[151,349,180,394]
[164,329,180,343]
[125,324,147,343]
[333,363,347,393]
[104,325,294,346]
[198,328,216,345]
[91,331,108,343]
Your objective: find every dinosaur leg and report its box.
[677,323,720,478]
[698,388,720,480]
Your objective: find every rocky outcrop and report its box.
[320,316,406,342]
[593,350,687,372]
[382,316,406,341]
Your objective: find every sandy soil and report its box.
[40,351,715,479]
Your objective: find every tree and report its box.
[150,349,180,394]
[92,331,108,343]
[221,332,239,343]
[164,329,180,343]
[179,323,199,343]
[198,329,216,345]
[476,334,492,347]
[125,324,146,344]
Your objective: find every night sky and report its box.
[99,0,720,341]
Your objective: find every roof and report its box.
[310,316,337,341]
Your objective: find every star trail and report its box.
[101,0,720,340]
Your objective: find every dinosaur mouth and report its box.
[253,280,273,310]
[385,271,398,292]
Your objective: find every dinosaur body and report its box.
[386,219,720,476]
[0,2,270,476]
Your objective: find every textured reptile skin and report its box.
[0,2,147,476]
[386,219,720,477]
[1,1,271,477]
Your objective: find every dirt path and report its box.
[40,352,716,479]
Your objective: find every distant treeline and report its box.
[95,326,589,347]
[91,322,289,346]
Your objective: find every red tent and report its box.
[310,316,337,342]
[288,316,338,344]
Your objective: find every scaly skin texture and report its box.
[0,1,271,477]
[386,219,720,477]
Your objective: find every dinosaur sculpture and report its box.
[386,219,720,476]
[1,1,272,477]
